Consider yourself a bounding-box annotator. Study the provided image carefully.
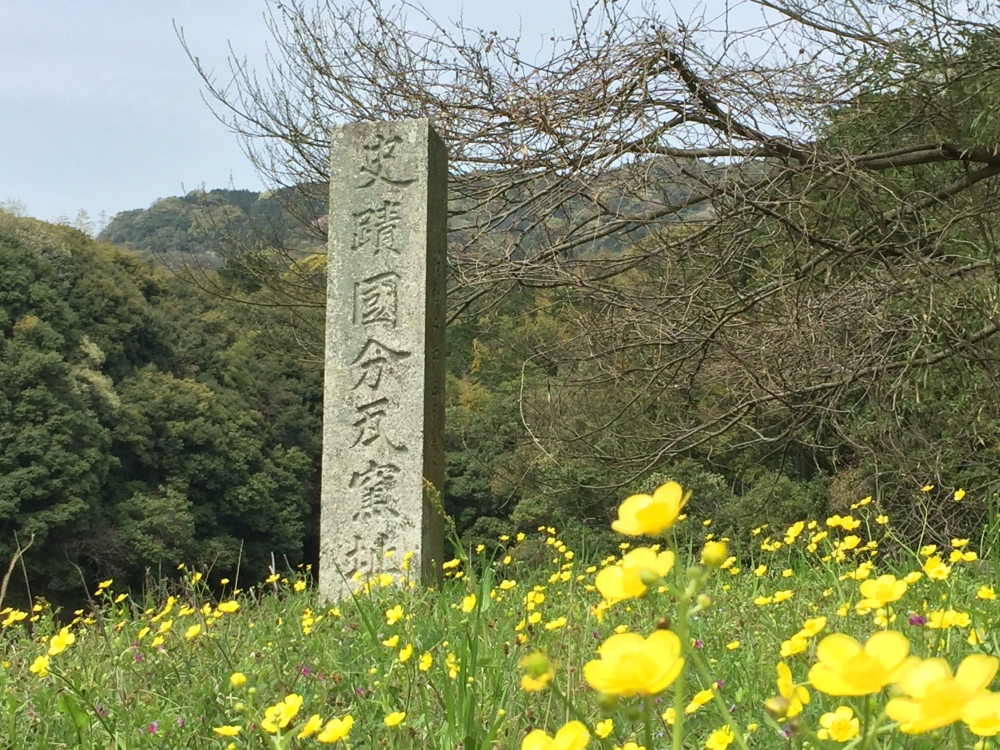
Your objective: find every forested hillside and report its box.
[0,211,323,603]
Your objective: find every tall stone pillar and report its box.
[320,120,447,601]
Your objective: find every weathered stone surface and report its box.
[320,119,447,601]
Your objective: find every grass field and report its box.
[1,482,998,749]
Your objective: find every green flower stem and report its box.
[643,693,654,750]
[549,682,591,727]
[688,648,751,750]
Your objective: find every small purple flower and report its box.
[780,726,793,739]
[714,680,724,690]
[301,665,312,676]
[95,704,109,717]
[147,721,158,734]
[909,614,927,627]
[693,639,703,649]
[176,717,185,728]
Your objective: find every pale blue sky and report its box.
[0,1,762,228]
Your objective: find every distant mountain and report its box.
[99,187,328,269]
[100,160,713,269]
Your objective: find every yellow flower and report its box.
[230,672,247,687]
[686,688,714,714]
[776,662,810,717]
[954,488,966,502]
[213,725,242,737]
[418,652,433,671]
[398,643,413,663]
[594,719,613,739]
[921,484,934,492]
[611,481,690,536]
[726,640,740,650]
[382,634,400,648]
[754,564,767,577]
[923,556,951,581]
[701,541,728,568]
[217,601,240,613]
[977,586,996,601]
[317,715,354,743]
[595,548,675,602]
[886,654,999,734]
[460,593,477,613]
[963,692,1000,736]
[544,617,567,631]
[584,631,684,697]
[385,605,403,625]
[29,654,49,677]
[384,711,406,727]
[298,715,323,739]
[97,579,113,590]
[520,651,556,692]
[875,515,889,525]
[500,579,517,590]
[817,706,859,742]
[800,617,827,637]
[521,720,590,750]
[809,631,915,696]
[184,624,201,640]
[48,626,76,656]
[858,575,908,608]
[705,725,734,750]
[780,635,808,658]
[261,694,303,733]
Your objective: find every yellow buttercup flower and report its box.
[418,652,433,671]
[385,605,403,625]
[48,626,76,656]
[611,481,690,536]
[261,694,303,734]
[817,707,859,741]
[595,548,674,602]
[594,719,613,739]
[230,672,247,688]
[858,575,908,608]
[963,691,1000,736]
[584,630,684,697]
[398,643,413,663]
[886,654,999,734]
[29,654,49,677]
[213,725,242,737]
[776,662,809,717]
[521,720,590,750]
[217,601,240,613]
[686,688,714,714]
[297,715,323,739]
[808,631,915,696]
[460,593,477,613]
[520,651,556,692]
[316,715,354,743]
[384,711,406,727]
[705,725,734,750]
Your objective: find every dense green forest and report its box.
[0,212,323,602]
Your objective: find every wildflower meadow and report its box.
[2,482,998,749]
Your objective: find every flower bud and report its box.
[764,696,790,721]
[701,541,728,568]
[639,568,662,586]
[596,693,620,712]
[697,593,712,609]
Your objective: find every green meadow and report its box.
[2,482,998,750]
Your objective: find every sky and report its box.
[0,1,765,230]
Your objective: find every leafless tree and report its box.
[181,0,1000,503]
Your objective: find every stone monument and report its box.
[319,119,447,602]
